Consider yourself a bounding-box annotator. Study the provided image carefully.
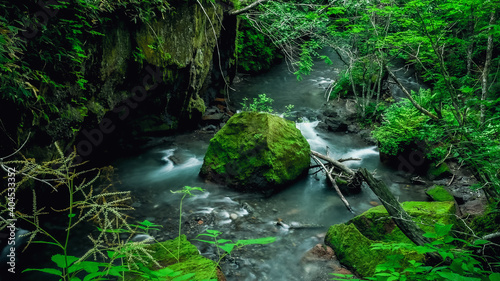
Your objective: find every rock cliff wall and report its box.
[1,0,238,161]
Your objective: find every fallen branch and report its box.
[338,157,361,163]
[358,168,441,262]
[312,154,353,213]
[311,150,355,176]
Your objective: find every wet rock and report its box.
[242,202,255,214]
[448,184,485,204]
[331,267,354,279]
[460,197,488,216]
[230,213,238,220]
[301,244,335,263]
[200,124,217,132]
[200,112,310,194]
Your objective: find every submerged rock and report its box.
[200,111,310,193]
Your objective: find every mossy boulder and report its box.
[126,235,222,281]
[426,185,454,202]
[350,201,456,244]
[200,111,310,193]
[324,223,423,277]
[325,201,456,277]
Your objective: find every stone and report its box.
[325,201,457,277]
[426,185,454,202]
[427,162,452,180]
[325,223,423,277]
[230,213,238,220]
[200,112,311,193]
[301,244,335,263]
[126,235,222,281]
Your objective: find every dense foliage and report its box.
[243,0,500,197]
[0,0,173,134]
[237,17,282,73]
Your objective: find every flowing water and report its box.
[112,51,428,280]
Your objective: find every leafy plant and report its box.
[171,186,204,260]
[240,93,275,113]
[196,229,276,277]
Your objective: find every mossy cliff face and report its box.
[126,235,222,281]
[200,112,311,193]
[6,0,239,162]
[325,201,456,277]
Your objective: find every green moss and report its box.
[427,185,454,202]
[427,162,452,180]
[187,95,206,120]
[325,223,423,277]
[200,112,310,192]
[126,235,219,281]
[350,201,456,244]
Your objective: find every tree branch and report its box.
[385,65,439,120]
[229,0,268,16]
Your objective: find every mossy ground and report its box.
[200,111,310,192]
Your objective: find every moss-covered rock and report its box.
[427,162,452,180]
[126,235,221,281]
[350,201,456,244]
[200,111,310,193]
[325,201,457,277]
[426,185,454,202]
[324,223,423,277]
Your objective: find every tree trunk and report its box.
[385,65,439,120]
[481,10,496,124]
[358,168,441,261]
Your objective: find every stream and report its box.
[112,51,429,280]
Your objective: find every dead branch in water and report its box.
[311,154,353,213]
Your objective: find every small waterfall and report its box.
[296,119,328,151]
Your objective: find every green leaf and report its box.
[173,273,196,281]
[218,243,236,253]
[216,239,233,244]
[435,224,453,237]
[52,254,79,268]
[83,271,106,281]
[236,237,276,246]
[423,232,437,239]
[68,213,76,218]
[490,273,500,281]
[437,271,481,281]
[473,239,490,245]
[22,268,63,276]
